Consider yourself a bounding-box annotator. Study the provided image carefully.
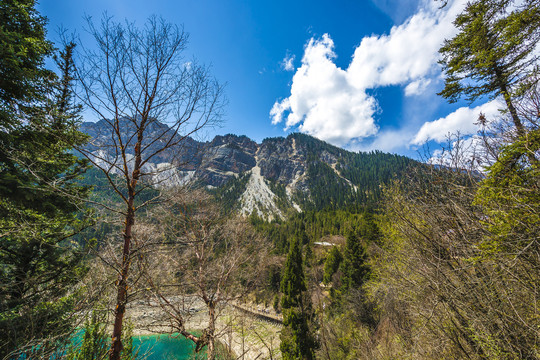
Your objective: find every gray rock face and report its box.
[80,118,202,168]
[80,120,415,218]
[81,121,304,217]
[258,137,302,182]
[80,120,325,193]
[256,137,311,198]
[196,135,258,186]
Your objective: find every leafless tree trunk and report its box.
[138,189,268,359]
[72,15,224,360]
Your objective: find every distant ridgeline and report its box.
[80,120,417,220]
[211,133,416,216]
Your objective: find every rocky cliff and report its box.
[81,120,415,219]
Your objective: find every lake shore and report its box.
[125,296,282,360]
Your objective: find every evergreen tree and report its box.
[0,0,52,127]
[0,2,91,357]
[475,128,540,253]
[66,311,109,360]
[439,0,540,136]
[323,246,342,285]
[340,231,369,293]
[280,236,317,360]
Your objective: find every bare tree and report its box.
[72,15,224,360]
[138,189,268,359]
[370,153,540,359]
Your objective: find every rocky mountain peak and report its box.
[81,120,415,219]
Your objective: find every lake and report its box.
[133,333,198,360]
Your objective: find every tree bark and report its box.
[494,65,526,137]
[207,303,216,359]
[109,200,135,360]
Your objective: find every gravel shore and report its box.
[124,296,282,360]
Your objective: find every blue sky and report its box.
[38,0,497,158]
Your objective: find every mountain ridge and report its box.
[80,120,416,219]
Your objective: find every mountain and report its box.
[80,120,416,219]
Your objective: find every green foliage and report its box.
[210,172,250,212]
[280,236,318,360]
[475,129,540,253]
[340,232,369,293]
[321,311,372,360]
[0,3,91,357]
[290,133,415,210]
[439,0,540,102]
[367,155,540,358]
[281,237,307,309]
[66,312,139,360]
[297,161,356,210]
[273,294,280,312]
[120,322,139,360]
[66,311,109,360]
[323,246,342,285]
[439,0,540,133]
[252,209,379,253]
[0,0,53,126]
[267,178,291,213]
[280,309,317,360]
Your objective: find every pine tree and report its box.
[323,246,342,285]
[438,0,540,136]
[0,2,91,357]
[280,236,317,360]
[0,0,52,127]
[340,231,369,293]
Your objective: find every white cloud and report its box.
[412,100,503,145]
[352,128,417,152]
[281,54,295,71]
[347,1,463,89]
[270,98,290,125]
[404,79,431,96]
[271,35,378,146]
[271,0,467,148]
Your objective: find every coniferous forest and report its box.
[1,0,539,359]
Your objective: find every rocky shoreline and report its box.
[124,297,281,360]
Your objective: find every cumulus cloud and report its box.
[271,35,378,146]
[281,54,295,71]
[412,100,503,145]
[270,98,290,124]
[404,79,432,96]
[347,1,462,89]
[271,0,467,147]
[352,128,418,152]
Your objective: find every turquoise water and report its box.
[133,333,198,360]
[17,332,200,359]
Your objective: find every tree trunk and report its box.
[495,67,540,165]
[495,66,525,137]
[207,303,216,360]
[109,198,135,360]
[501,85,525,137]
[109,127,144,360]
